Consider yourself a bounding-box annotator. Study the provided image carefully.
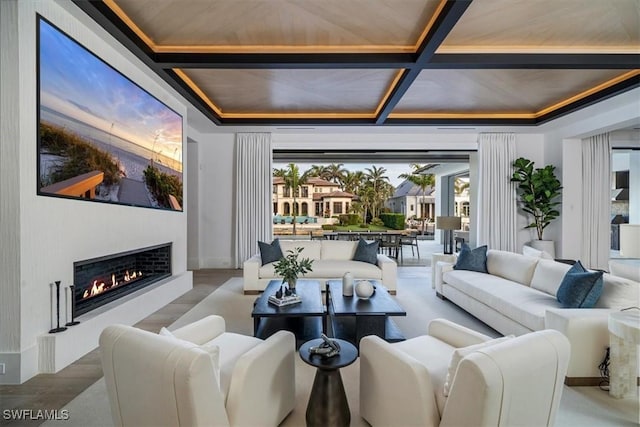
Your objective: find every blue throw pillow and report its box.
[453,243,488,273]
[556,260,603,308]
[258,239,283,266]
[353,238,379,265]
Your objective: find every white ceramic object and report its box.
[355,280,375,299]
[342,272,354,296]
[529,240,555,259]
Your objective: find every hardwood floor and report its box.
[0,269,241,427]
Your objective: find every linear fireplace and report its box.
[73,243,172,316]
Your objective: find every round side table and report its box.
[608,310,640,399]
[299,338,358,427]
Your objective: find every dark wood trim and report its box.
[375,0,473,124]
[244,290,261,295]
[536,74,640,125]
[429,53,640,69]
[155,52,415,69]
[564,377,640,387]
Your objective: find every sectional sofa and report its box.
[243,239,397,294]
[434,249,639,384]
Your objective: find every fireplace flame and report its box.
[81,270,143,300]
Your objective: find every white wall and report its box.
[630,152,640,223]
[542,87,640,258]
[198,133,236,268]
[0,0,193,383]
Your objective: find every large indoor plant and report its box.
[511,157,562,253]
[273,247,313,292]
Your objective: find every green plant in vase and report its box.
[273,247,313,294]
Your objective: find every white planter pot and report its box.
[529,240,556,258]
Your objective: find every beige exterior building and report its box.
[273,177,356,218]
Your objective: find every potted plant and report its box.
[511,157,562,256]
[273,247,313,293]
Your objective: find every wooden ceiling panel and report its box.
[75,0,639,125]
[439,0,640,53]
[109,0,442,52]
[179,68,400,115]
[393,69,635,114]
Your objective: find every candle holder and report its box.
[49,281,67,333]
[65,285,80,326]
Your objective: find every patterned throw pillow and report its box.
[258,239,283,265]
[453,243,488,273]
[556,260,603,308]
[353,238,379,265]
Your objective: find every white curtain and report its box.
[581,133,610,270]
[234,133,273,268]
[477,133,517,252]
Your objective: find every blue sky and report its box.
[39,19,182,161]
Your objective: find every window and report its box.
[315,202,322,216]
[333,202,343,214]
[283,202,290,215]
[410,204,414,212]
[461,202,470,216]
[301,202,308,216]
[345,202,350,213]
[272,185,277,194]
[273,203,277,214]
[301,186,309,197]
[283,188,291,197]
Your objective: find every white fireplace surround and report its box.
[38,272,192,374]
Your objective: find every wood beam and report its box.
[155,52,414,69]
[429,53,640,69]
[375,0,473,125]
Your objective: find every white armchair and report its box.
[360,318,570,427]
[100,315,296,427]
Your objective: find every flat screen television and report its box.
[37,16,183,211]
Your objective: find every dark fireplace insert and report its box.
[73,243,172,316]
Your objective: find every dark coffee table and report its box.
[299,338,358,427]
[326,280,406,347]
[252,279,326,346]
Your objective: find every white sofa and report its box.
[243,239,397,293]
[435,249,639,384]
[100,315,296,427]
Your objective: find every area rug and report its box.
[43,270,640,427]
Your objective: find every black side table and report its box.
[299,338,358,427]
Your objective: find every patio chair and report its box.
[400,230,420,260]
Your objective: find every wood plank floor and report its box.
[0,269,241,427]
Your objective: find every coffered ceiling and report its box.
[74,0,640,127]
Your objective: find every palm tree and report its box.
[364,165,390,219]
[342,170,364,194]
[273,167,288,179]
[399,164,435,234]
[281,163,309,235]
[325,163,348,186]
[307,164,329,181]
[454,177,470,195]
